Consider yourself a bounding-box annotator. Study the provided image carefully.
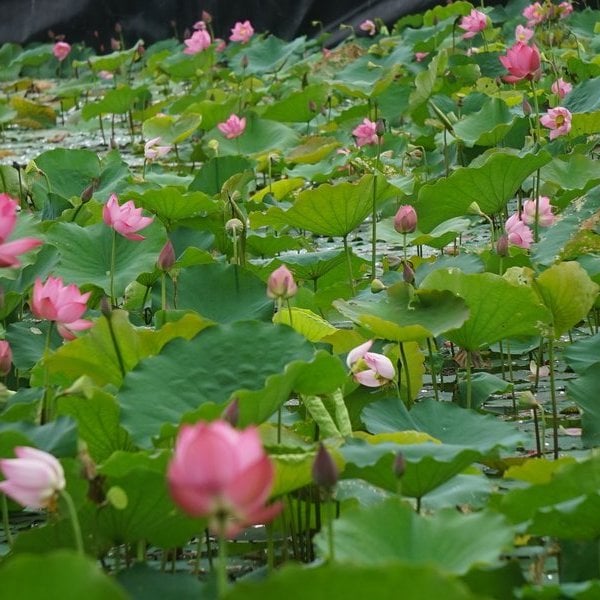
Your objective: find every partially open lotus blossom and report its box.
[0,446,65,509]
[229,20,254,44]
[144,137,172,161]
[346,340,395,387]
[540,106,572,140]
[0,340,12,376]
[359,19,376,36]
[521,196,556,227]
[394,205,418,234]
[523,2,547,27]
[352,118,378,147]
[0,193,42,268]
[499,42,541,83]
[459,9,488,39]
[183,28,211,54]
[167,420,281,536]
[551,78,572,99]
[267,265,297,300]
[53,41,71,62]
[505,213,533,249]
[103,194,154,241]
[218,114,246,139]
[31,276,93,340]
[515,25,534,43]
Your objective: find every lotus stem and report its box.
[399,342,413,408]
[343,235,356,295]
[216,521,228,599]
[60,489,84,556]
[548,336,559,460]
[2,494,13,548]
[110,229,117,307]
[326,493,335,563]
[466,350,472,409]
[426,337,440,402]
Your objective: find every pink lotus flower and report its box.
[31,276,92,340]
[558,2,573,18]
[102,194,153,241]
[346,340,395,388]
[505,213,533,249]
[414,52,430,62]
[352,118,378,147]
[523,2,547,27]
[0,446,65,509]
[53,41,71,62]
[267,265,297,300]
[0,193,42,268]
[359,19,377,36]
[515,25,534,43]
[522,196,555,227]
[217,114,246,139]
[540,106,572,140]
[499,42,541,83]
[144,137,171,161]
[167,420,281,536]
[193,20,207,30]
[393,205,418,234]
[459,9,488,39]
[551,78,572,99]
[0,340,12,376]
[229,20,254,44]
[157,240,176,271]
[183,28,211,54]
[214,38,227,52]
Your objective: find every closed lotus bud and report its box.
[376,118,386,137]
[157,240,176,271]
[496,234,509,257]
[393,451,406,478]
[80,182,95,203]
[393,205,417,234]
[522,97,532,116]
[221,398,240,427]
[241,54,249,69]
[202,10,213,24]
[0,340,12,376]
[370,278,386,293]
[100,296,112,318]
[308,100,317,113]
[312,443,338,489]
[402,261,415,285]
[267,265,297,300]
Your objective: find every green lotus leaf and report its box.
[453,97,518,147]
[142,112,202,145]
[82,85,149,119]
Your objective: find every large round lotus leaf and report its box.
[142,112,202,145]
[564,333,600,375]
[119,321,315,446]
[229,35,306,76]
[0,550,128,599]
[313,498,513,574]
[47,221,166,297]
[261,83,331,123]
[452,97,518,147]
[82,85,149,119]
[334,282,469,342]
[227,563,480,600]
[420,269,552,350]
[568,363,600,448]
[415,151,551,232]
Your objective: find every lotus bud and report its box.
[221,398,240,427]
[496,234,509,257]
[522,97,532,116]
[80,182,95,203]
[157,240,176,272]
[402,261,415,285]
[376,118,386,137]
[393,205,417,234]
[519,390,540,409]
[267,265,297,300]
[100,296,112,318]
[202,10,213,23]
[241,54,249,69]
[308,100,317,113]
[370,278,387,293]
[0,340,12,376]
[467,202,485,217]
[312,443,339,489]
[393,451,406,478]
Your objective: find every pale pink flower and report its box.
[52,41,71,62]
[352,118,378,147]
[0,340,12,376]
[499,42,541,83]
[31,276,93,340]
[558,2,573,18]
[359,19,377,36]
[522,2,547,27]
[229,20,254,44]
[183,29,211,54]
[347,340,395,388]
[414,52,430,62]
[515,25,534,43]
[167,420,281,536]
[157,240,176,271]
[0,447,65,509]
[540,107,572,140]
[144,137,171,161]
[0,193,42,268]
[267,265,297,300]
[522,196,555,227]
[217,114,246,139]
[505,213,533,249]
[193,20,207,30]
[98,70,114,80]
[459,9,488,39]
[551,78,572,99]
[102,193,154,241]
[393,205,418,234]
[215,38,227,52]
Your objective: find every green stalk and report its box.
[466,350,472,409]
[343,235,356,295]
[161,273,167,311]
[110,229,117,307]
[399,342,413,408]
[426,338,440,402]
[371,143,381,279]
[60,489,84,555]
[216,522,228,599]
[548,336,559,460]
[326,494,335,563]
[2,494,13,548]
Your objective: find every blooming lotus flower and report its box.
[183,28,211,54]
[0,340,12,376]
[217,114,246,139]
[499,42,541,83]
[31,276,92,340]
[229,20,254,44]
[0,193,42,268]
[359,19,376,36]
[505,213,533,249]
[352,118,378,147]
[459,9,488,39]
[393,205,418,234]
[347,340,395,387]
[540,107,572,140]
[521,196,555,227]
[144,137,171,161]
[551,78,572,99]
[0,446,65,509]
[267,265,297,300]
[414,52,430,62]
[167,420,281,536]
[53,41,71,62]
[515,25,534,43]
[102,194,153,241]
[523,2,547,27]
